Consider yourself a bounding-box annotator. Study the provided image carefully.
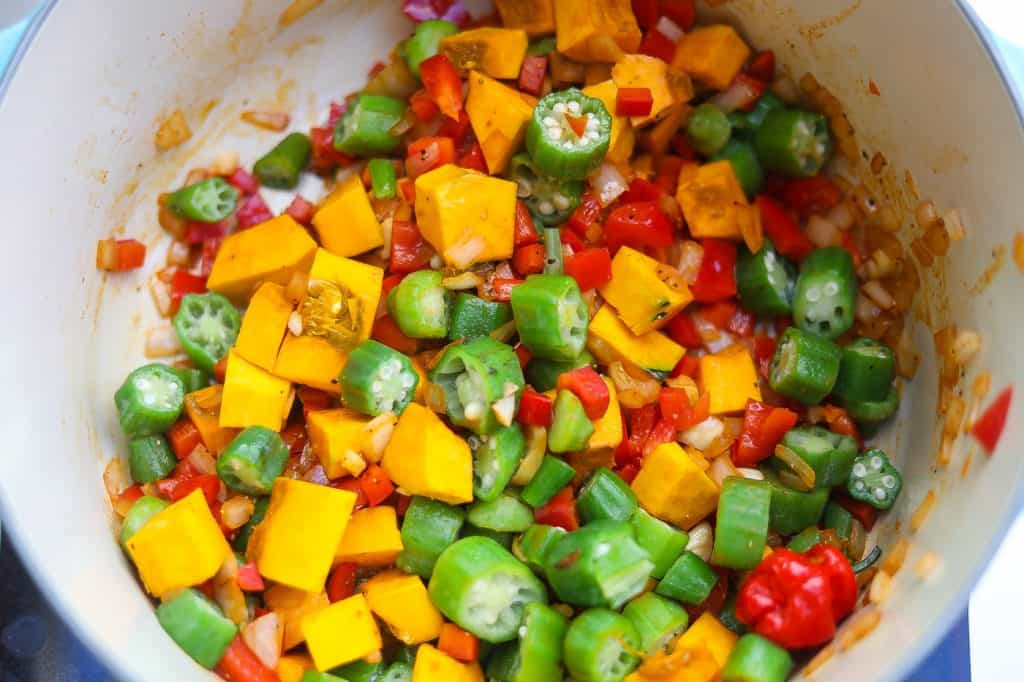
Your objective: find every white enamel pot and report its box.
[0,1,1021,680]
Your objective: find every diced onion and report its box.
[704,330,735,354]
[241,110,291,132]
[183,168,209,187]
[221,496,255,530]
[210,151,239,176]
[609,361,660,408]
[826,201,856,231]
[677,241,703,284]
[511,425,547,486]
[774,444,816,489]
[442,272,483,290]
[243,612,283,670]
[490,319,518,343]
[679,417,724,451]
[389,108,417,137]
[686,522,714,562]
[96,238,119,270]
[145,325,183,358]
[711,79,762,113]
[103,457,131,502]
[708,454,740,488]
[492,393,517,427]
[187,445,217,476]
[862,281,895,310]
[287,312,304,337]
[166,240,191,268]
[148,275,173,317]
[655,16,685,42]
[215,578,248,625]
[341,449,367,477]
[951,329,982,366]
[363,413,397,463]
[806,214,842,248]
[737,467,765,481]
[445,236,485,270]
[770,75,802,105]
[591,163,628,207]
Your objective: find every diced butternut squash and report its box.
[672,25,751,90]
[306,408,371,479]
[312,174,385,258]
[625,644,719,682]
[125,489,232,597]
[440,28,528,80]
[631,442,718,530]
[599,246,694,335]
[276,654,315,682]
[466,71,536,175]
[587,305,684,377]
[248,478,356,592]
[588,377,623,450]
[612,54,693,127]
[698,344,761,415]
[382,403,473,504]
[638,101,689,157]
[207,214,317,303]
[676,161,757,240]
[414,165,516,268]
[413,644,485,682]
[554,0,641,63]
[264,586,329,651]
[184,385,239,454]
[273,334,347,394]
[308,248,384,344]
[495,0,555,36]
[220,350,294,431]
[336,506,404,566]
[235,282,293,371]
[674,612,737,669]
[302,594,382,671]
[361,570,444,645]
[581,80,634,164]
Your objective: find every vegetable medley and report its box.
[103,1,934,680]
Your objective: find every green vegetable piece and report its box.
[524,351,594,392]
[792,247,857,341]
[128,434,177,484]
[472,425,527,502]
[367,158,398,199]
[114,363,187,439]
[527,37,557,56]
[548,389,594,453]
[576,467,637,523]
[786,527,824,553]
[216,426,289,496]
[526,89,612,180]
[630,509,689,580]
[842,385,900,424]
[397,496,465,579]
[428,537,548,643]
[461,524,514,549]
[761,468,828,535]
[729,92,785,137]
[253,132,312,189]
[486,602,569,682]
[779,426,858,488]
[712,139,763,198]
[520,456,575,508]
[380,661,413,682]
[514,524,566,574]
[712,477,771,570]
[339,340,419,417]
[156,588,236,669]
[721,633,793,682]
[169,366,209,394]
[334,93,407,157]
[848,448,903,509]
[832,337,895,404]
[507,153,584,226]
[302,671,347,682]
[822,500,854,539]
[405,19,459,77]
[173,292,241,373]
[467,493,535,533]
[543,227,564,275]
[769,326,842,405]
[735,239,797,317]
[622,593,689,655]
[232,496,269,553]
[718,588,749,635]
[332,659,382,682]
[511,274,589,362]
[387,269,452,339]
[563,608,640,682]
[544,519,654,609]
[852,545,883,573]
[755,109,833,178]
[429,337,525,435]
[120,495,170,546]
[656,551,718,605]
[167,177,239,223]
[448,293,513,341]
[687,102,732,157]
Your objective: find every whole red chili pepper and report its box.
[806,544,857,622]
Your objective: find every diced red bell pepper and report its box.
[512,243,547,277]
[666,312,702,348]
[296,387,331,416]
[728,73,767,112]
[514,342,532,369]
[671,354,700,379]
[616,87,654,117]
[168,418,202,460]
[518,55,548,96]
[747,50,776,82]
[557,366,610,420]
[777,176,842,218]
[458,141,488,173]
[658,387,710,432]
[833,493,878,532]
[96,238,147,272]
[972,386,1013,455]
[236,562,265,592]
[620,178,665,205]
[360,464,395,506]
[661,0,697,30]
[390,220,433,273]
[639,27,677,63]
[169,269,208,315]
[655,156,688,197]
[284,195,316,225]
[701,301,737,330]
[691,239,737,302]
[331,477,368,509]
[438,622,480,662]
[438,110,473,148]
[409,89,441,122]
[214,637,278,682]
[566,190,602,236]
[420,54,463,121]
[564,247,612,292]
[327,101,347,129]
[604,201,674,254]
[398,177,417,204]
[491,278,523,302]
[199,237,222,279]
[158,473,220,507]
[310,126,353,174]
[753,333,778,379]
[821,404,861,449]
[118,483,144,506]
[615,462,640,484]
[518,389,554,428]
[733,400,799,467]
[631,0,659,28]
[279,422,308,456]
[213,356,228,383]
[372,314,419,354]
[806,544,857,622]
[396,494,413,516]
[382,273,405,296]
[534,487,579,531]
[728,306,756,337]
[236,193,273,229]
[643,418,678,457]
[185,219,228,245]
[406,136,457,179]
[227,168,259,196]
[514,200,540,247]
[560,228,586,253]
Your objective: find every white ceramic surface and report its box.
[0,1,1021,680]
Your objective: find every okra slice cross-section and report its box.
[563,608,640,682]
[526,89,612,181]
[114,363,187,439]
[340,339,419,417]
[216,426,290,496]
[173,292,241,373]
[429,337,525,435]
[486,602,569,682]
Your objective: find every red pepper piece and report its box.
[777,176,842,218]
[118,483,144,506]
[534,487,579,531]
[753,333,777,380]
[643,418,677,457]
[158,473,220,507]
[670,354,700,379]
[213,356,228,383]
[701,301,737,330]
[565,114,588,139]
[690,239,737,302]
[332,478,368,510]
[438,110,473,147]
[310,126,353,174]
[296,386,332,413]
[491,278,523,302]
[658,388,710,432]
[661,0,697,30]
[409,88,441,122]
[382,274,405,297]
[833,492,877,532]
[728,306,756,337]
[972,386,1013,454]
[438,622,480,662]
[820,404,861,448]
[372,314,419,354]
[406,136,457,179]
[167,418,202,460]
[631,0,659,28]
[279,422,308,456]
[560,228,586,253]
[616,87,654,117]
[566,190,602,236]
[733,399,799,467]
[390,220,433,273]
[747,50,776,82]
[396,494,413,517]
[564,247,613,292]
[638,27,677,63]
[420,54,464,121]
[604,201,674,254]
[512,243,547,276]
[359,464,395,506]
[169,269,208,315]
[620,178,665,205]
[227,168,259,196]
[514,342,532,370]
[236,563,265,592]
[284,195,316,225]
[214,636,278,682]
[236,194,273,229]
[730,73,767,112]
[199,237,222,279]
[518,389,554,428]
[654,156,688,196]
[514,200,539,247]
[806,544,857,622]
[685,570,729,622]
[518,55,548,96]
[557,366,610,420]
[458,141,488,173]
[666,313,702,348]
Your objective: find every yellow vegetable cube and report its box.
[125,489,232,597]
[440,28,528,80]
[414,165,516,268]
[413,644,485,682]
[265,586,330,651]
[631,442,718,530]
[599,246,694,335]
[554,0,642,63]
[307,408,371,479]
[248,478,356,592]
[220,350,294,431]
[466,71,536,175]
[672,25,751,90]
[625,644,719,682]
[312,174,385,258]
[698,344,762,415]
[235,282,293,371]
[308,248,384,345]
[588,377,623,450]
[495,0,555,36]
[676,161,758,241]
[277,654,315,682]
[361,570,443,645]
[184,385,240,454]
[273,334,347,394]
[674,612,737,668]
[587,305,684,377]
[336,506,404,566]
[612,54,693,127]
[207,214,317,303]
[581,80,634,164]
[382,403,473,504]
[302,594,382,671]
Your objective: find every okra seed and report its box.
[553,102,567,114]
[882,475,897,488]
[539,201,555,215]
[824,282,839,296]
[806,287,821,302]
[871,456,884,470]
[853,463,867,477]
[567,100,581,114]
[553,194,571,210]
[543,116,558,127]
